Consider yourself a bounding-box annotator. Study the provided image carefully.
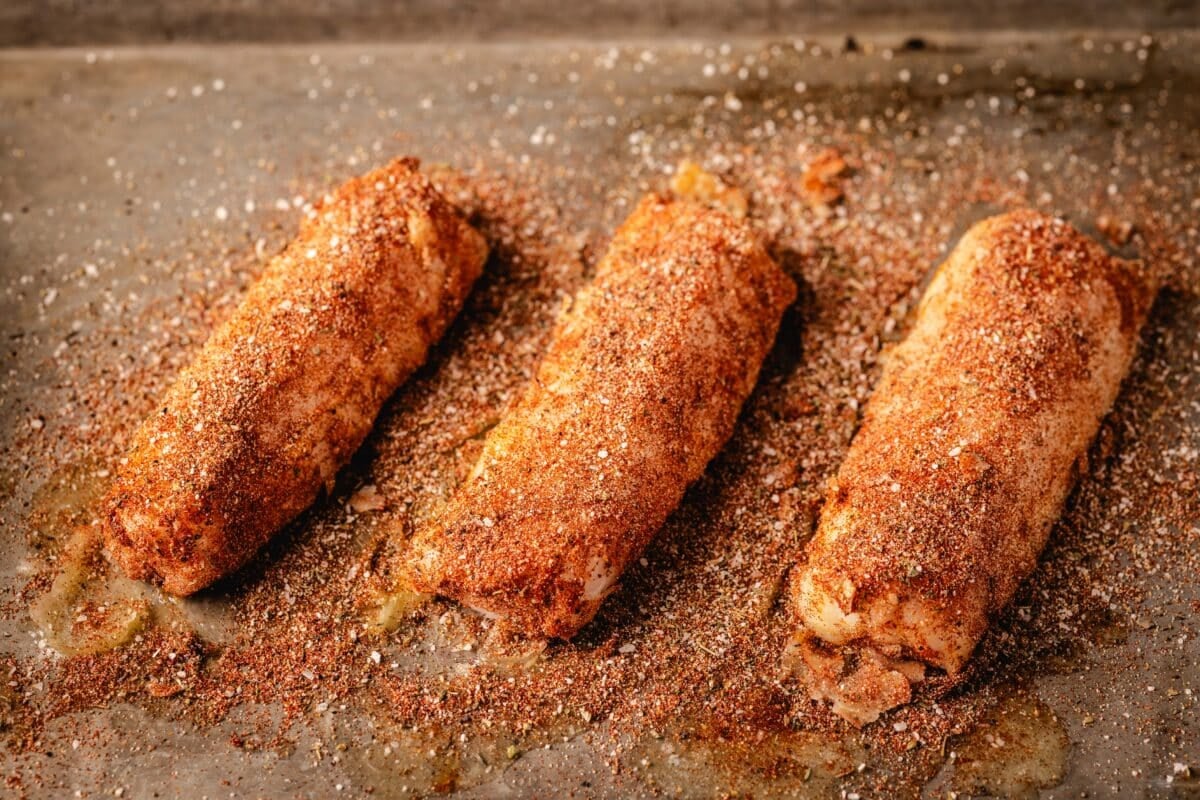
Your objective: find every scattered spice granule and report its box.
[800,147,849,211]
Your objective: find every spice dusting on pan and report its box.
[1,35,1198,799]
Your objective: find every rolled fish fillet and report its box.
[788,210,1158,725]
[103,158,488,595]
[406,191,797,639]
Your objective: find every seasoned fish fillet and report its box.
[788,210,1157,725]
[406,192,797,639]
[103,158,488,595]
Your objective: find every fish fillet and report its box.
[789,210,1157,725]
[407,191,796,638]
[103,158,488,595]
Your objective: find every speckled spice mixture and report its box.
[1,33,1198,799]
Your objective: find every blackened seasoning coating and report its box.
[789,210,1158,725]
[406,192,797,639]
[103,158,488,595]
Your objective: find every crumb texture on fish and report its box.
[407,191,796,639]
[102,158,488,595]
[789,209,1158,725]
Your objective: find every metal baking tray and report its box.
[1,29,1198,799]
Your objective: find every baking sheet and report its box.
[1,32,1198,798]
